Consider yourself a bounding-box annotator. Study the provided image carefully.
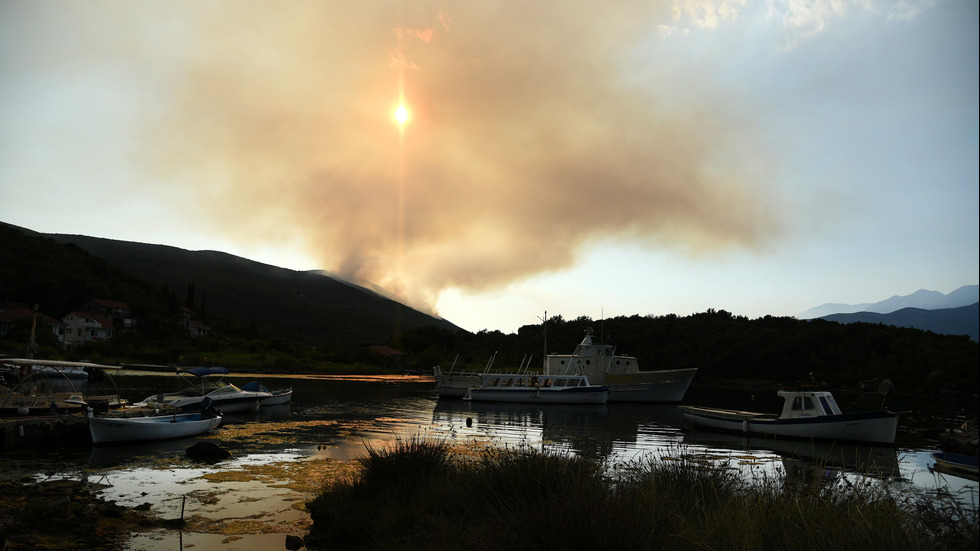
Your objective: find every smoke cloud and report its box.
[6,1,784,314]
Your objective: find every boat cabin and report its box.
[776,385,843,419]
[545,328,640,376]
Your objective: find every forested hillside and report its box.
[2,221,976,396]
[394,311,979,395]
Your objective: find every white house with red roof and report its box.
[61,311,115,349]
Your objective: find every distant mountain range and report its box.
[799,286,979,318]
[799,286,979,342]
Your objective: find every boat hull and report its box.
[89,412,221,444]
[679,405,899,445]
[464,386,609,404]
[435,371,694,402]
[261,389,292,406]
[435,373,483,398]
[931,452,980,481]
[603,368,698,402]
[172,393,267,413]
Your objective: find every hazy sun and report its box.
[394,105,409,125]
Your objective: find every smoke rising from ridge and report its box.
[6,1,784,314]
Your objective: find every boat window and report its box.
[585,360,591,365]
[818,396,834,415]
[791,396,815,411]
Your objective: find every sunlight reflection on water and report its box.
[3,372,976,550]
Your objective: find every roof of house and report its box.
[86,298,132,310]
[368,345,404,356]
[0,304,64,326]
[63,311,115,329]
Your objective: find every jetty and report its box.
[0,414,90,451]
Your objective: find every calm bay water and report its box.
[2,371,976,550]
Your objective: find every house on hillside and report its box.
[0,303,64,350]
[179,306,211,338]
[79,298,135,329]
[367,345,405,370]
[61,311,114,349]
[0,302,36,337]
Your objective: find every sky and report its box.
[1,0,977,334]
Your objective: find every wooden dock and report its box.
[0,414,90,451]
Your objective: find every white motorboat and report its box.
[678,384,900,445]
[242,381,292,406]
[134,367,271,413]
[88,404,222,444]
[463,373,609,404]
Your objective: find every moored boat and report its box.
[434,327,697,403]
[544,328,697,402]
[133,367,271,413]
[678,383,900,445]
[463,373,609,404]
[242,381,292,406]
[88,403,222,444]
[931,451,980,481]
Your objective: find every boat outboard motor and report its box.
[200,397,219,418]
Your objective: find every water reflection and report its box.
[682,429,902,480]
[2,372,975,551]
[430,400,689,461]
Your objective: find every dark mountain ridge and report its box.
[1,222,457,347]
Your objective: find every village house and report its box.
[60,311,115,349]
[0,302,65,351]
[78,298,135,329]
[178,306,211,338]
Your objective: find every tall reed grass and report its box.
[305,436,978,550]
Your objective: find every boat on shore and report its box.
[88,402,222,444]
[463,373,609,404]
[133,367,271,413]
[678,383,900,445]
[931,452,979,481]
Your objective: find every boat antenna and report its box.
[537,311,547,373]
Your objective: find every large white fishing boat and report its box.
[434,327,697,403]
[544,328,697,402]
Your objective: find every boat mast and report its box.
[27,303,39,359]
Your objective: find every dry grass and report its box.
[305,436,978,551]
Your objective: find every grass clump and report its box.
[305,437,978,551]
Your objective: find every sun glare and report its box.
[394,105,409,125]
